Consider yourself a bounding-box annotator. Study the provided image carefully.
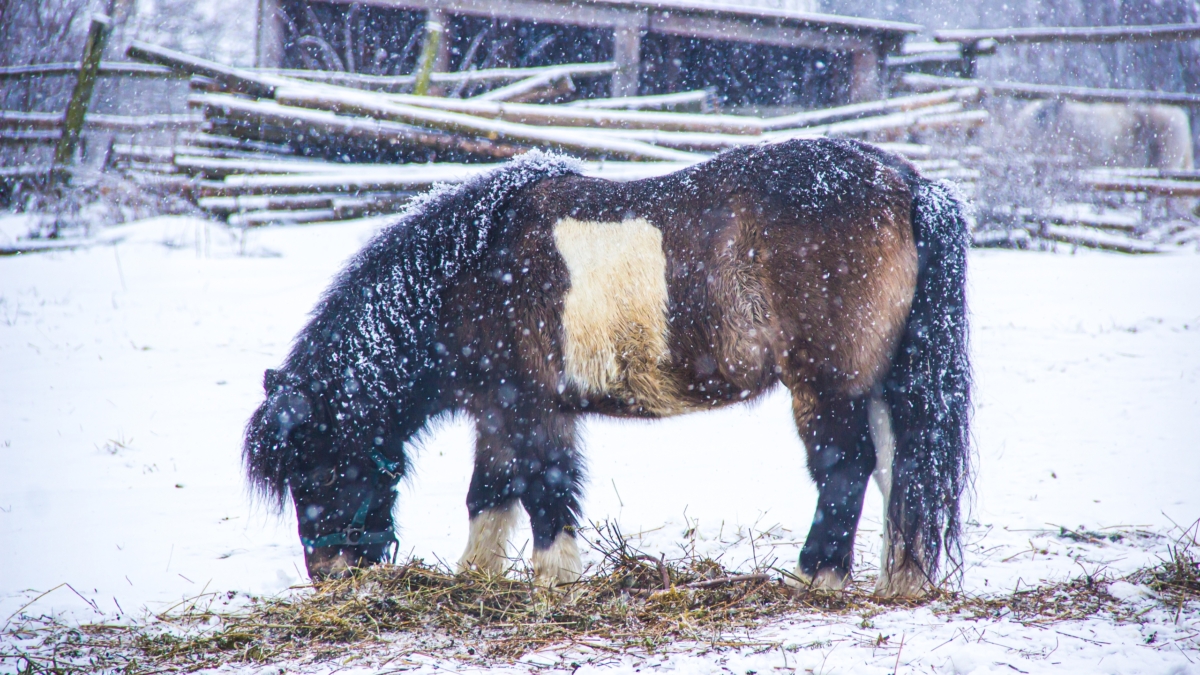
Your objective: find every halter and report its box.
[300,447,402,552]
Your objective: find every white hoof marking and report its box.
[458,502,521,575]
[531,531,583,588]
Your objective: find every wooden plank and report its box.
[316,0,921,34]
[763,88,978,130]
[0,61,180,80]
[200,193,335,213]
[127,40,278,99]
[111,143,175,164]
[388,95,764,134]
[2,110,203,132]
[1082,175,1200,197]
[934,22,1200,45]
[174,155,359,178]
[612,23,643,97]
[276,87,708,160]
[647,11,871,51]
[257,62,616,93]
[615,0,921,34]
[568,89,712,112]
[0,130,61,144]
[470,72,574,102]
[180,132,293,155]
[765,102,977,139]
[1086,167,1200,181]
[199,163,494,197]
[317,0,643,29]
[55,14,111,167]
[1039,224,1160,254]
[193,93,524,159]
[1038,204,1142,233]
[228,208,338,227]
[902,73,1200,106]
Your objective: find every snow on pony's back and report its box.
[244,151,581,505]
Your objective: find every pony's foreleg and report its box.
[459,414,523,576]
[789,388,877,590]
[513,408,584,589]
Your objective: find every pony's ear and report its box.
[264,368,284,393]
[265,384,312,440]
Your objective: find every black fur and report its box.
[243,153,579,570]
[883,178,973,584]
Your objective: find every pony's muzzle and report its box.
[303,545,389,580]
[304,547,356,580]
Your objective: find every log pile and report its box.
[90,41,985,228]
[973,199,1199,254]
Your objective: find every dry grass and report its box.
[4,523,1197,674]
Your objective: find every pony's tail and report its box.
[879,178,972,595]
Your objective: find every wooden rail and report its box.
[903,74,1200,105]
[935,22,1200,45]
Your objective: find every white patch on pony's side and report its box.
[531,531,583,588]
[457,502,521,576]
[553,217,682,414]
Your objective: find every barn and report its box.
[255,0,919,109]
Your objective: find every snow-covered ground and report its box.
[1,214,1197,674]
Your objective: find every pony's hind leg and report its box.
[788,386,877,590]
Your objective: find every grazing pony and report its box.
[244,139,971,597]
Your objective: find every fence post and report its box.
[412,19,445,97]
[53,13,112,171]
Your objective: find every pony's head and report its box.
[244,368,402,579]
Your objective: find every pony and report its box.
[243,138,971,597]
[1014,100,1194,171]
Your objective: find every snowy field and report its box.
[1,214,1198,674]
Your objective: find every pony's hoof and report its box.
[785,566,846,591]
[531,532,583,590]
[873,565,929,598]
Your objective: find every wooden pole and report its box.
[388,95,764,134]
[193,93,524,159]
[611,24,642,98]
[847,46,883,103]
[53,14,112,169]
[250,62,616,92]
[934,22,1200,45]
[471,72,575,103]
[412,20,445,97]
[568,89,714,113]
[762,88,979,130]
[903,73,1200,106]
[256,0,285,68]
[275,87,706,161]
[127,40,278,99]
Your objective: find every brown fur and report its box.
[464,142,924,589]
[245,140,972,595]
[451,144,919,423]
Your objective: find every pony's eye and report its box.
[321,468,337,486]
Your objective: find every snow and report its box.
[1,215,1198,673]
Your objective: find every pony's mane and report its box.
[244,151,581,505]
